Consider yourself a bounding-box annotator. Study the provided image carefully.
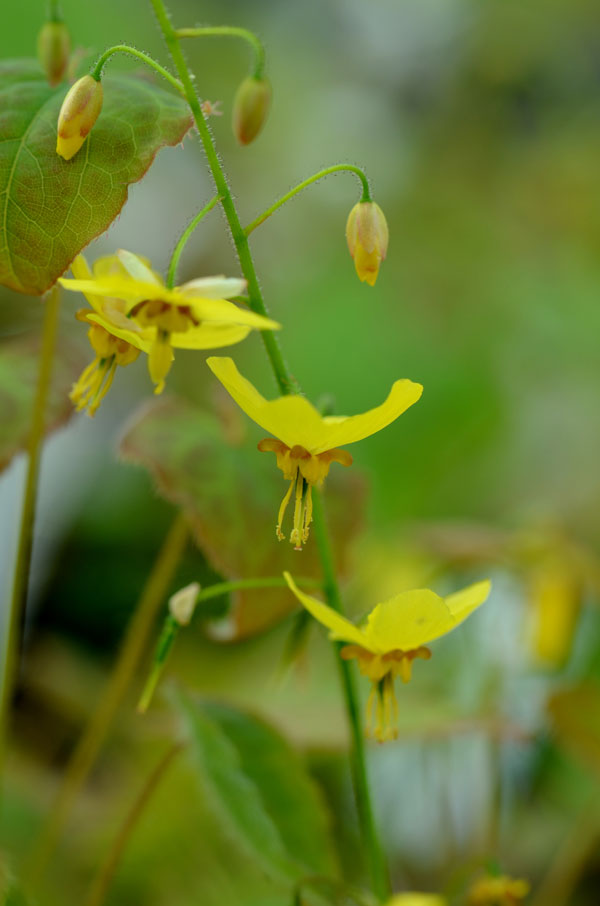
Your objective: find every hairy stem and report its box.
[84,743,183,906]
[25,512,188,888]
[0,286,61,773]
[90,44,184,93]
[245,164,372,235]
[150,2,390,898]
[311,488,389,900]
[150,0,295,395]
[166,194,221,289]
[175,26,265,78]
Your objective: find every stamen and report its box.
[290,474,306,550]
[382,674,399,740]
[88,358,117,416]
[374,683,384,742]
[72,357,110,411]
[70,357,100,404]
[302,482,313,543]
[276,478,295,540]
[399,656,413,684]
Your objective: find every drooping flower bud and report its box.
[37,21,71,87]
[232,76,271,145]
[56,75,103,161]
[169,582,200,627]
[345,201,389,286]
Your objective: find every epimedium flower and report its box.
[206,356,423,550]
[60,250,280,397]
[467,874,530,905]
[66,254,154,415]
[284,571,491,741]
[346,200,389,286]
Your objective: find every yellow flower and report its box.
[284,571,491,741]
[386,896,446,906]
[467,874,530,905]
[346,201,389,286]
[60,250,280,396]
[56,75,103,160]
[66,254,153,415]
[206,356,422,549]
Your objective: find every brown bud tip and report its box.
[37,21,71,87]
[56,75,103,161]
[232,76,271,145]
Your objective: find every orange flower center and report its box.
[130,299,199,334]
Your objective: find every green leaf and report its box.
[0,332,81,473]
[0,60,192,296]
[119,395,365,640]
[175,690,337,883]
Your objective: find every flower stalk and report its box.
[245,164,372,236]
[150,1,390,896]
[1,286,61,774]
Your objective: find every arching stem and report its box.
[245,164,372,236]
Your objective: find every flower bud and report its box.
[345,201,389,286]
[232,76,271,145]
[37,21,71,87]
[169,582,200,627]
[56,75,103,161]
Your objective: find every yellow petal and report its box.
[207,357,422,455]
[69,255,104,313]
[365,589,453,652]
[318,379,423,452]
[366,581,490,652]
[178,276,247,299]
[445,579,491,624]
[58,275,163,304]
[60,275,280,332]
[117,249,164,286]
[181,295,280,330]
[170,323,251,349]
[283,572,372,649]
[206,356,326,449]
[85,312,153,354]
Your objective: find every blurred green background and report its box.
[2,0,600,904]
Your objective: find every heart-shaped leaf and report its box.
[0,60,192,296]
[176,690,337,882]
[119,395,365,640]
[0,332,82,473]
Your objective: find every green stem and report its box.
[48,0,61,22]
[150,0,296,396]
[138,575,322,712]
[311,488,390,901]
[175,26,265,78]
[166,194,221,289]
[90,44,184,94]
[197,575,322,602]
[150,3,389,898]
[245,164,372,235]
[0,286,61,772]
[84,743,183,906]
[25,512,189,889]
